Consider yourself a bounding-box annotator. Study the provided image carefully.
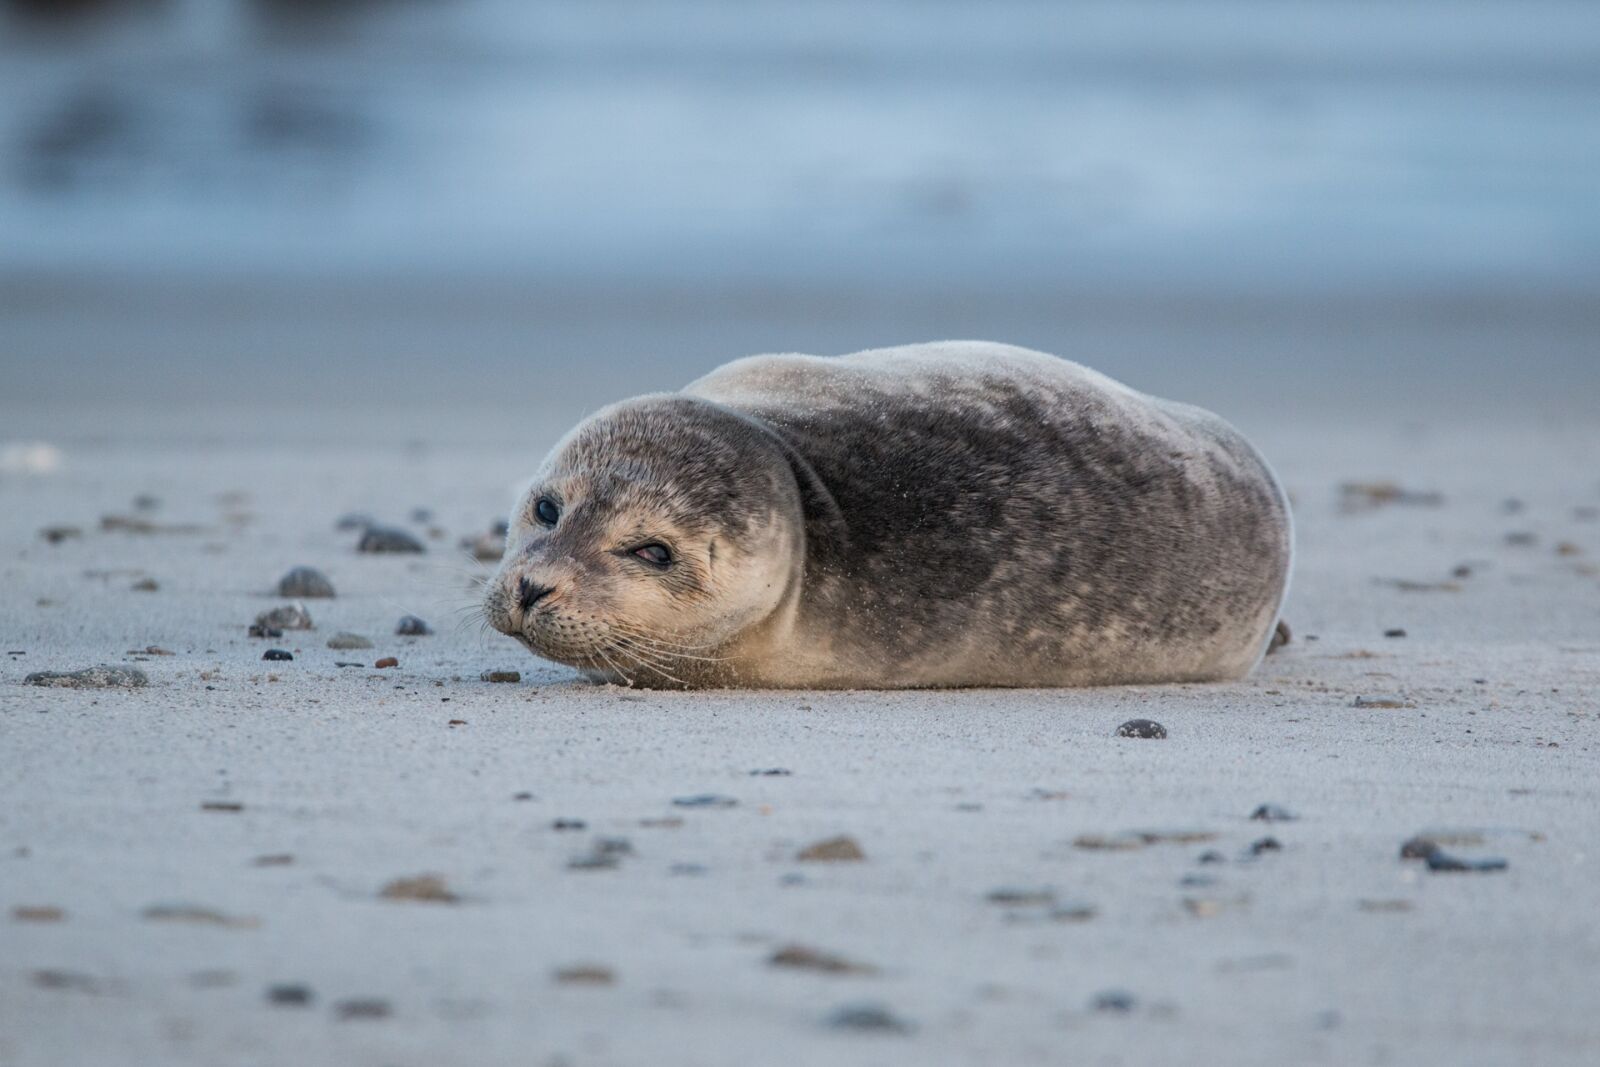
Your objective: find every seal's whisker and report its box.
[608,623,728,656]
[594,646,636,687]
[611,632,730,665]
[608,643,687,687]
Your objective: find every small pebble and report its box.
[358,526,425,553]
[1115,718,1167,739]
[396,615,432,636]
[254,603,313,631]
[480,670,521,683]
[797,835,865,862]
[277,566,336,598]
[24,666,148,689]
[827,1002,912,1034]
[379,874,458,903]
[130,577,160,592]
[326,633,374,650]
[552,818,587,831]
[374,657,399,669]
[1399,836,1441,860]
[1197,850,1226,864]
[1249,836,1283,855]
[1384,628,1407,638]
[1504,531,1537,546]
[40,525,82,544]
[1426,850,1509,873]
[334,661,362,668]
[1091,990,1137,1013]
[749,768,792,776]
[553,965,615,986]
[1250,804,1297,822]
[986,887,1055,906]
[1353,695,1410,709]
[262,649,293,662]
[13,905,65,922]
[672,794,738,809]
[335,998,391,1020]
[770,945,877,975]
[201,801,243,812]
[267,984,313,1007]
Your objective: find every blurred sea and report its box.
[2,0,1597,434]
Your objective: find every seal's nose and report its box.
[518,576,556,613]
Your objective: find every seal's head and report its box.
[484,396,804,686]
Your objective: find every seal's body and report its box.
[484,342,1291,689]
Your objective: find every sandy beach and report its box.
[2,401,1597,1067]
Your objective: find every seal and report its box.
[483,341,1292,689]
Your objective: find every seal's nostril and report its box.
[518,577,556,613]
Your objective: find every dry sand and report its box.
[2,410,1598,1067]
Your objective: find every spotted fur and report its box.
[484,341,1292,688]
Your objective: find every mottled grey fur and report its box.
[484,341,1292,688]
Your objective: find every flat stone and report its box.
[770,944,877,975]
[1354,695,1411,709]
[1116,718,1167,739]
[553,965,615,986]
[24,666,148,689]
[255,603,313,631]
[326,633,373,650]
[672,794,739,809]
[379,874,458,903]
[826,1002,912,1033]
[480,670,521,683]
[267,984,314,1007]
[278,566,336,598]
[797,835,865,862]
[358,526,425,553]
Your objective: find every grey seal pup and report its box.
[484,341,1291,688]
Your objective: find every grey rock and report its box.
[827,1002,912,1033]
[1116,718,1167,739]
[255,603,313,631]
[24,666,148,689]
[358,526,425,553]
[278,566,336,599]
[396,615,432,636]
[326,633,374,650]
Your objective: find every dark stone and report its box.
[552,819,587,831]
[262,649,293,661]
[1091,990,1137,1013]
[1384,628,1407,638]
[480,670,521,683]
[1399,836,1440,860]
[396,615,432,636]
[1115,718,1167,739]
[278,566,335,598]
[1250,804,1297,822]
[1197,850,1226,864]
[672,794,738,808]
[1249,836,1283,855]
[1425,850,1508,873]
[358,526,425,553]
[827,1002,912,1033]
[749,768,792,776]
[267,984,313,1006]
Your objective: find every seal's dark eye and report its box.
[535,497,560,526]
[633,543,672,567]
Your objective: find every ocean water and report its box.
[2,0,1597,422]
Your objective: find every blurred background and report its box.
[2,0,1597,442]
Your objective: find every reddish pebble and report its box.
[374,657,398,669]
